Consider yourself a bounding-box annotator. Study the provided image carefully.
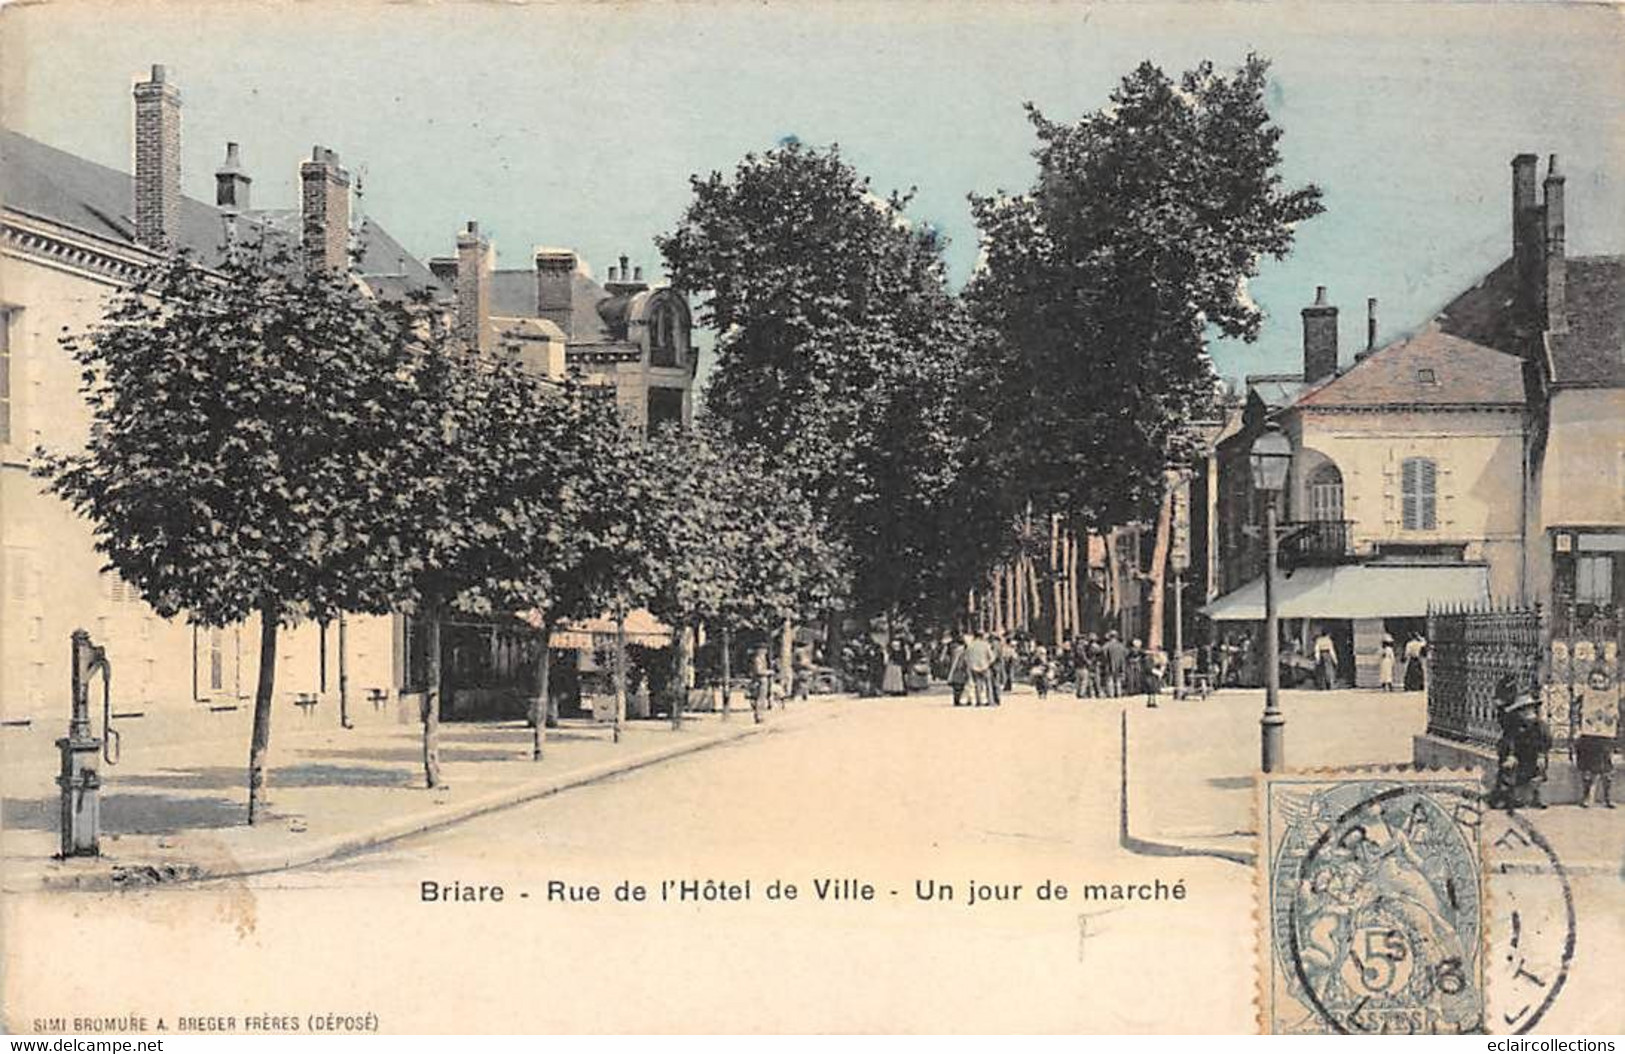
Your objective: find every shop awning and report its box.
[1201,564,1489,621]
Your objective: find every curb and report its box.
[36,705,840,892]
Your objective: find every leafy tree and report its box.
[38,243,425,822]
[962,55,1322,644]
[438,361,641,757]
[964,55,1323,535]
[658,143,970,636]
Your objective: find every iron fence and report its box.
[1427,600,1621,751]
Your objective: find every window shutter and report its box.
[1402,459,1418,530]
[1420,459,1437,530]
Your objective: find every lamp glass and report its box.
[1249,427,1293,494]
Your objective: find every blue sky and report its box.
[4,1,1622,386]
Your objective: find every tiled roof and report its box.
[1245,374,1309,410]
[1549,256,1625,388]
[1433,253,1625,389]
[1294,326,1524,408]
[1,127,439,294]
[491,267,616,344]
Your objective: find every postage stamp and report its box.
[1258,770,1489,1035]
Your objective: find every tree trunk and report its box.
[1146,479,1175,653]
[337,615,352,729]
[612,610,627,743]
[779,617,794,701]
[670,619,691,731]
[721,625,733,719]
[246,602,280,825]
[423,613,444,788]
[530,615,553,760]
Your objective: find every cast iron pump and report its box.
[56,629,116,857]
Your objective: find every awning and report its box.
[1201,564,1489,621]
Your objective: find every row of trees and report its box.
[40,242,840,822]
[39,52,1320,823]
[659,54,1323,643]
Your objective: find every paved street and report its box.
[4,686,1618,1033]
[4,690,1254,1033]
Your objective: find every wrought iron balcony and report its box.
[1280,519,1354,565]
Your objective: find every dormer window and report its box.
[1416,368,1437,385]
[650,301,682,368]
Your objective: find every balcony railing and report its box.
[1281,519,1354,565]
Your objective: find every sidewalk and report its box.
[2,695,856,891]
[1121,687,1624,874]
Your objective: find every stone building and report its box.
[1207,151,1623,687]
[0,67,441,742]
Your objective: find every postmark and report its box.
[1258,771,1586,1035]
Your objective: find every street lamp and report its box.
[1249,421,1293,772]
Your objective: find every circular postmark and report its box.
[1272,782,1574,1035]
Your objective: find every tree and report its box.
[438,362,640,758]
[658,143,971,635]
[38,243,425,822]
[963,54,1323,639]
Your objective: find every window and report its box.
[0,309,12,444]
[1308,463,1344,522]
[1576,554,1614,606]
[650,303,680,369]
[1416,368,1437,385]
[647,387,684,436]
[1401,457,1437,531]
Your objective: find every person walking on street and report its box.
[1030,646,1052,699]
[965,631,996,707]
[1143,648,1167,709]
[792,640,814,702]
[1102,631,1127,698]
[1126,638,1144,696]
[1377,634,1396,692]
[947,635,970,707]
[1313,628,1338,691]
[1575,668,1618,808]
[750,644,772,725]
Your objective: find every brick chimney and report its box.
[214,142,251,212]
[1511,153,1542,327]
[1301,286,1338,382]
[132,64,181,250]
[300,146,351,273]
[455,221,492,354]
[535,249,577,340]
[1543,154,1567,335]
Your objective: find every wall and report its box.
[1,233,396,745]
[1290,406,1527,599]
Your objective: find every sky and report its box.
[3,0,1622,387]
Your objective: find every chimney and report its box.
[1543,154,1567,335]
[300,145,351,273]
[1301,285,1338,382]
[455,221,492,354]
[604,252,648,296]
[1365,297,1378,355]
[535,249,577,340]
[132,64,181,250]
[214,142,251,212]
[1511,153,1542,327]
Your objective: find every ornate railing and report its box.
[1427,601,1621,751]
[1426,602,1542,747]
[1281,519,1354,564]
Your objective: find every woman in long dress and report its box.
[1403,633,1427,692]
[881,640,906,696]
[1378,635,1396,692]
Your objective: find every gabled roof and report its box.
[1549,256,1625,388]
[1,127,440,294]
[1433,253,1625,389]
[1294,326,1524,408]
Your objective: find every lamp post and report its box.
[1248,422,1293,772]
